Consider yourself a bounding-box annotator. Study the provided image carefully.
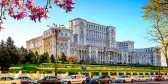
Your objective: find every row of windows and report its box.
[79,21,114,32]
[87,29,107,35]
[86,24,107,32]
[87,33,106,39]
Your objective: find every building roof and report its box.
[69,18,116,28]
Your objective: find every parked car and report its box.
[61,75,86,84]
[32,76,61,84]
[15,76,32,84]
[89,75,112,84]
[164,75,168,81]
[134,75,148,82]
[115,75,134,83]
[144,75,152,81]
[150,75,155,81]
[0,76,20,84]
[153,75,165,81]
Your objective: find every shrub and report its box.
[139,73,143,75]
[119,73,124,75]
[133,73,137,75]
[126,73,131,75]
[111,72,117,75]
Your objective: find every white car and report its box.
[164,75,168,81]
[61,75,86,84]
[115,75,134,83]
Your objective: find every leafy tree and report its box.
[45,52,50,63]
[18,46,28,63]
[24,50,36,64]
[0,40,10,70]
[0,0,75,31]
[6,37,19,64]
[66,56,72,64]
[35,51,40,63]
[50,54,55,63]
[143,0,168,66]
[39,52,48,63]
[72,56,79,64]
[61,52,66,63]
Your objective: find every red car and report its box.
[154,75,165,81]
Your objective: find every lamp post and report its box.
[54,28,61,76]
[47,24,61,76]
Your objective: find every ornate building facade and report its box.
[26,18,161,66]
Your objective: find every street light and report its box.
[47,23,61,76]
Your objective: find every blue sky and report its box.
[0,0,153,48]
[0,0,151,48]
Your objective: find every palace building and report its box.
[26,18,161,66]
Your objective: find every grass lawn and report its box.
[6,63,167,74]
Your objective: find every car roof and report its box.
[70,75,85,76]
[44,76,59,77]
[0,76,13,78]
[18,76,29,77]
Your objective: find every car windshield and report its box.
[66,76,73,79]
[0,77,14,81]
[136,76,140,78]
[39,77,45,80]
[118,76,127,78]
[95,76,101,79]
[18,77,28,80]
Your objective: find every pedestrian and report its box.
[86,75,91,84]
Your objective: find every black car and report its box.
[15,76,32,84]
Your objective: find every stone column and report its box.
[67,40,71,56]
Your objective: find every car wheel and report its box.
[82,80,85,84]
[108,80,112,84]
[97,80,101,84]
[67,81,71,84]
[123,80,126,83]
[131,79,134,83]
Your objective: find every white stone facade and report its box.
[26,18,161,66]
[117,41,134,51]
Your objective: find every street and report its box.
[112,81,168,84]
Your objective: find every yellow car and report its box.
[0,76,21,84]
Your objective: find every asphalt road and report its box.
[111,81,168,84]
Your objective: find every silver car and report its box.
[61,75,86,84]
[115,75,134,83]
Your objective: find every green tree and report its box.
[23,50,36,64]
[72,56,79,64]
[44,52,50,63]
[0,40,10,70]
[18,46,28,63]
[39,52,48,63]
[35,51,40,63]
[50,54,55,63]
[6,37,19,64]
[61,52,66,63]
[143,0,168,66]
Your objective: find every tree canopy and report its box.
[143,0,168,66]
[0,0,75,31]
